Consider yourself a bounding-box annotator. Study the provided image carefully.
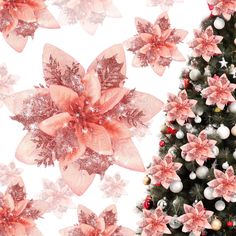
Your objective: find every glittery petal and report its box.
[35,9,60,28]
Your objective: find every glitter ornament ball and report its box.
[204,187,215,200]
[213,17,225,29]
[215,200,226,211]
[228,102,236,113]
[211,218,222,231]
[159,140,166,147]
[169,215,182,229]
[176,130,184,139]
[189,69,201,81]
[143,197,153,210]
[217,124,230,139]
[169,181,183,193]
[196,166,209,179]
[143,175,151,185]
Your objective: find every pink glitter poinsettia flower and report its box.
[4,44,163,196]
[0,178,47,236]
[147,0,184,9]
[60,204,135,236]
[52,0,121,35]
[202,74,236,110]
[125,12,188,76]
[0,0,59,52]
[164,90,197,126]
[207,166,236,202]
[148,154,182,189]
[139,207,172,236]
[178,201,213,236]
[189,26,223,62]
[181,130,217,166]
[208,0,236,20]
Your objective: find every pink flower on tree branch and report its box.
[60,204,135,236]
[178,201,213,236]
[202,74,236,110]
[164,90,197,126]
[181,130,217,166]
[208,166,236,202]
[148,154,182,189]
[139,207,172,236]
[207,0,236,20]
[189,26,223,62]
[125,12,187,76]
[0,178,47,236]
[4,44,163,196]
[0,0,59,52]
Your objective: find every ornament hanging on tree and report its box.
[176,130,185,139]
[219,57,228,68]
[227,221,234,227]
[196,166,209,179]
[189,69,201,81]
[159,140,166,147]
[169,215,182,229]
[214,17,225,29]
[143,175,151,185]
[228,102,236,113]
[169,180,183,193]
[157,198,167,209]
[194,116,202,123]
[217,124,230,139]
[215,200,226,211]
[213,146,219,156]
[143,196,153,210]
[222,161,229,169]
[211,218,222,231]
[189,171,196,180]
[231,125,236,136]
[233,149,236,160]
[204,187,215,200]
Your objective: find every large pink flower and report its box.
[125,12,187,76]
[139,207,172,236]
[178,201,213,236]
[0,0,59,52]
[164,90,197,126]
[148,154,182,189]
[208,166,236,202]
[52,0,120,34]
[60,204,135,236]
[181,130,217,166]
[189,26,223,62]
[202,74,236,110]
[208,0,236,20]
[0,178,47,236]
[4,44,163,195]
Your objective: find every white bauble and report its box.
[176,130,184,139]
[205,125,215,135]
[169,215,182,229]
[204,187,215,200]
[157,198,167,209]
[233,149,236,159]
[196,166,209,179]
[189,69,201,81]
[222,161,229,169]
[213,146,219,156]
[231,194,236,202]
[189,171,196,180]
[215,200,226,211]
[213,17,225,29]
[186,123,192,130]
[228,102,236,113]
[170,181,183,193]
[231,125,236,136]
[194,116,202,123]
[217,124,230,139]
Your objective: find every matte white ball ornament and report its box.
[189,171,196,180]
[231,125,236,136]
[213,17,225,29]
[170,181,183,193]
[217,124,230,139]
[228,102,236,113]
[169,215,182,229]
[204,187,215,200]
[215,200,225,211]
[194,116,202,123]
[176,130,184,139]
[213,146,219,156]
[189,69,201,81]
[196,166,209,179]
[222,161,229,170]
[233,149,236,160]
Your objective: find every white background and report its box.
[0,0,210,235]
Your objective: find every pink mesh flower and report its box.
[0,0,59,52]
[139,207,172,236]
[208,166,236,202]
[189,26,223,62]
[208,0,236,20]
[0,178,47,236]
[147,0,184,9]
[0,162,23,186]
[125,12,187,76]
[40,178,75,218]
[181,130,217,166]
[178,201,213,236]
[52,0,121,34]
[4,44,163,196]
[164,90,197,126]
[100,173,127,200]
[201,74,236,110]
[148,154,182,189]
[60,204,135,236]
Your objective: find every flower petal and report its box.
[35,9,60,28]
[4,31,28,52]
[135,17,153,33]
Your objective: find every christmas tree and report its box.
[138,3,236,236]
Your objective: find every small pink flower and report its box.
[139,207,172,236]
[148,154,182,189]
[164,90,197,126]
[181,130,217,166]
[178,201,213,236]
[189,26,223,62]
[202,74,236,110]
[125,12,187,76]
[0,0,59,52]
[208,166,236,202]
[100,173,127,200]
[60,204,135,236]
[208,0,236,20]
[0,162,22,185]
[0,178,47,236]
